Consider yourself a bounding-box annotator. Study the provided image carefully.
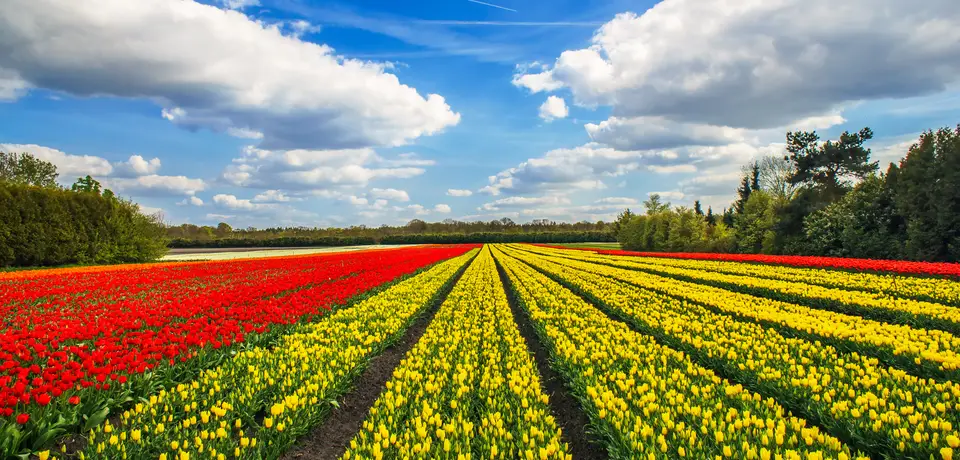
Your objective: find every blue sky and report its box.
[1,0,959,227]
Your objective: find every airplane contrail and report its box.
[417,20,601,26]
[466,0,517,13]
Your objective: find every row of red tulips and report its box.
[540,245,960,277]
[0,246,472,419]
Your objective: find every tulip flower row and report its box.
[500,245,960,459]
[574,251,960,306]
[343,246,569,460]
[518,245,960,379]
[82,249,479,459]
[541,247,960,334]
[544,245,960,277]
[1,245,476,457]
[491,246,862,460]
[0,246,472,409]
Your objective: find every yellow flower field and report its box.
[497,245,960,459]
[59,243,960,460]
[516,244,960,378]
[344,246,568,459]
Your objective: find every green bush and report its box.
[0,182,167,267]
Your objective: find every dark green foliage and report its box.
[618,206,733,253]
[168,221,614,247]
[71,175,103,194]
[801,175,905,259]
[895,125,960,261]
[735,191,777,254]
[734,174,752,215]
[380,231,615,245]
[0,182,167,267]
[721,207,735,228]
[0,151,59,188]
[787,127,878,202]
[616,123,960,262]
[611,208,635,240]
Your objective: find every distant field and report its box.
[161,244,413,261]
[554,242,622,250]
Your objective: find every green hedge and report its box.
[167,235,377,248]
[0,182,167,267]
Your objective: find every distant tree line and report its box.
[169,218,614,247]
[616,124,960,262]
[0,151,167,267]
[380,231,615,245]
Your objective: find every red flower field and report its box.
[0,245,473,419]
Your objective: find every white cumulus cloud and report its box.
[513,0,960,129]
[538,96,569,122]
[0,0,460,150]
[369,188,410,202]
[222,146,428,190]
[178,196,205,206]
[0,143,113,177]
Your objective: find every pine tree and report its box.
[734,175,752,215]
[705,207,716,226]
[786,127,877,202]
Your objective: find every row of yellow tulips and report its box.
[343,246,569,459]
[516,245,960,378]
[492,246,862,460]
[501,245,960,459]
[81,249,478,459]
[545,247,960,334]
[596,251,960,306]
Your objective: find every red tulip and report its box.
[15,413,29,424]
[0,245,477,413]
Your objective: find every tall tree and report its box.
[215,222,233,238]
[694,200,704,216]
[705,206,716,226]
[643,194,671,215]
[734,174,752,215]
[758,155,799,199]
[786,127,878,201]
[895,125,960,261]
[612,208,635,237]
[0,151,59,188]
[722,207,735,228]
[71,175,103,194]
[736,190,777,254]
[750,162,761,191]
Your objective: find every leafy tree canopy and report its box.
[0,151,59,188]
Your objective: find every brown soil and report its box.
[280,276,454,459]
[496,260,608,459]
[284,254,606,459]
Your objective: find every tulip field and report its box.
[3,244,960,459]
